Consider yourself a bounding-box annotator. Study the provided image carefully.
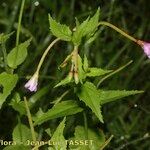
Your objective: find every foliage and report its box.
[0,1,149,150]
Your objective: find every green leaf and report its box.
[72,17,90,46]
[83,55,89,72]
[49,117,66,150]
[72,8,100,46]
[34,100,83,126]
[85,8,100,37]
[9,93,26,116]
[86,68,112,77]
[0,33,3,43]
[12,123,32,144]
[86,30,100,44]
[10,100,26,116]
[0,72,18,108]
[48,14,72,41]
[3,145,30,150]
[54,75,72,88]
[0,32,14,44]
[29,85,51,107]
[7,39,31,69]
[77,82,103,123]
[78,55,86,83]
[98,90,144,105]
[69,126,105,150]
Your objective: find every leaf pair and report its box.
[48,8,100,46]
[77,81,143,123]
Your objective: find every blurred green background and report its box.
[0,0,150,149]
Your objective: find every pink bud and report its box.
[138,40,150,58]
[142,42,150,58]
[25,73,38,92]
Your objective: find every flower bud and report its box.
[137,40,150,58]
[25,73,38,92]
[142,42,150,58]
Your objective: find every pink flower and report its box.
[25,73,38,92]
[138,40,150,58]
[142,42,150,58]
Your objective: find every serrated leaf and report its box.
[48,14,72,41]
[3,145,30,150]
[0,33,3,43]
[98,90,144,105]
[72,17,89,46]
[7,39,31,69]
[72,8,100,46]
[86,68,112,77]
[54,75,72,88]
[77,82,103,123]
[34,100,83,126]
[83,55,89,72]
[78,55,86,83]
[85,8,100,37]
[69,126,105,150]
[12,123,32,144]
[49,117,66,150]
[0,72,18,108]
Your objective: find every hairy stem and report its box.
[14,0,26,68]
[24,97,37,148]
[98,21,138,43]
[36,38,60,73]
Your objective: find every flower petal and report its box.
[142,42,150,58]
[24,73,38,92]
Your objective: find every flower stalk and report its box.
[98,21,150,58]
[25,38,60,92]
[36,38,60,73]
[24,97,38,150]
[98,21,137,43]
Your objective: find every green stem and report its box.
[36,38,60,73]
[17,115,23,142]
[83,111,90,150]
[98,21,138,43]
[54,90,70,106]
[24,97,37,145]
[83,111,88,139]
[14,0,25,68]
[100,135,114,150]
[97,60,133,88]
